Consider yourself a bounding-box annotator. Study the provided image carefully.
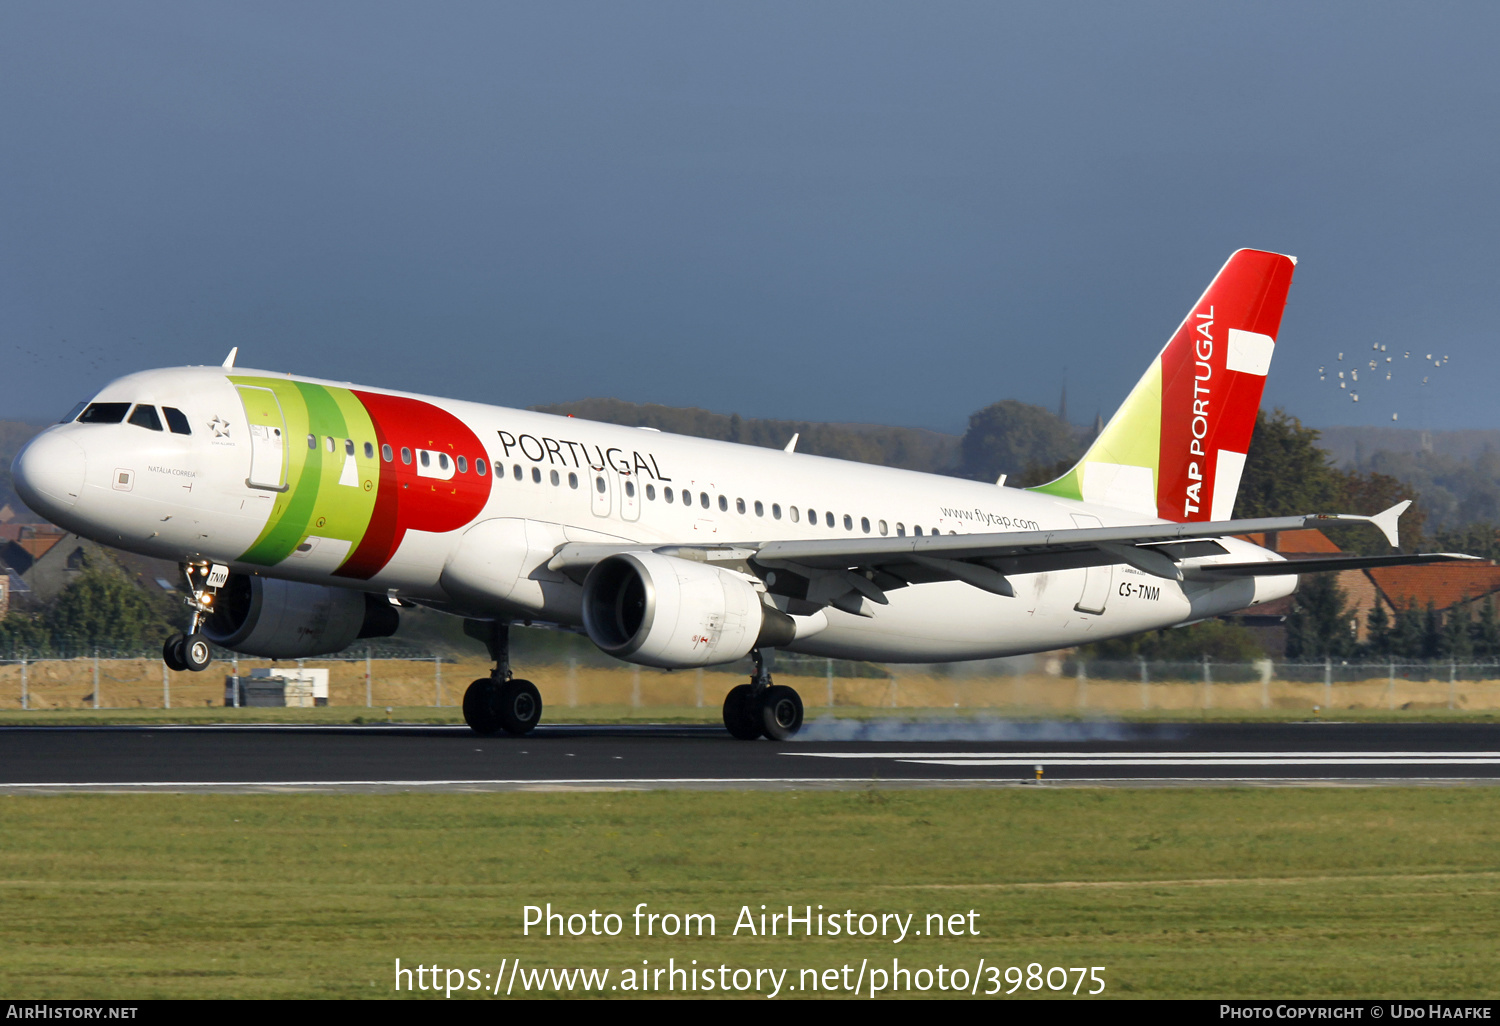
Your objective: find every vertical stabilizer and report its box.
[1030,248,1296,522]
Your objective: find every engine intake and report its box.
[204,573,399,658]
[581,552,793,668]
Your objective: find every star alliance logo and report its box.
[209,416,231,438]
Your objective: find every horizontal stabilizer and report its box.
[1186,551,1478,579]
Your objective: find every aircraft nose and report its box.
[11,431,88,514]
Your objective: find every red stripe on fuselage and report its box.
[334,390,492,580]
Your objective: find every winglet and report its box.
[1314,499,1410,548]
[222,347,238,369]
[1368,500,1411,548]
[783,432,799,454]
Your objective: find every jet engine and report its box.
[581,552,794,668]
[203,573,399,659]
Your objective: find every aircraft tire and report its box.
[162,633,189,673]
[463,678,503,735]
[756,684,804,741]
[182,633,213,673]
[722,684,763,740]
[497,679,543,736]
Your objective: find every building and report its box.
[1229,529,1500,654]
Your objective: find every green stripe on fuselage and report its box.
[233,377,380,568]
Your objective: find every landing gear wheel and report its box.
[463,678,503,735]
[182,633,212,673]
[722,683,763,740]
[756,684,804,741]
[162,633,188,673]
[497,679,542,736]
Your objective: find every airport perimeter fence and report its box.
[1,649,1500,714]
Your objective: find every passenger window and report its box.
[163,407,192,434]
[420,451,430,468]
[646,484,656,500]
[736,498,746,514]
[550,469,560,486]
[665,487,674,503]
[513,464,522,480]
[754,500,764,517]
[570,472,579,489]
[76,402,130,424]
[861,517,871,534]
[345,439,355,456]
[772,503,781,520]
[308,434,317,449]
[825,511,835,528]
[626,480,636,498]
[914,526,923,536]
[593,475,604,493]
[878,519,887,536]
[896,523,905,536]
[438,453,450,471]
[456,456,467,474]
[364,442,375,459]
[718,495,728,512]
[381,444,393,462]
[127,405,163,431]
[401,447,412,464]
[790,506,799,523]
[476,459,488,476]
[61,401,88,424]
[700,492,709,509]
[326,436,336,453]
[533,467,543,483]
[844,514,853,530]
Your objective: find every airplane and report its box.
[10,248,1472,739]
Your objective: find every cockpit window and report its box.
[76,402,130,424]
[61,402,87,424]
[162,407,192,435]
[127,405,163,431]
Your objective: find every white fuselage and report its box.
[14,366,1295,662]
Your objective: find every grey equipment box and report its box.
[224,676,287,707]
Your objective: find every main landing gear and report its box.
[723,648,804,741]
[163,563,226,673]
[461,620,543,736]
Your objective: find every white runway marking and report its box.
[905,757,1500,767]
[785,751,1500,763]
[0,777,953,789]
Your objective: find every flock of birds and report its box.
[1317,343,1450,421]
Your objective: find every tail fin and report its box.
[1030,248,1296,522]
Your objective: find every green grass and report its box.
[0,705,1497,726]
[2,789,1498,998]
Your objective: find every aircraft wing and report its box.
[547,502,1474,614]
[1182,551,1477,579]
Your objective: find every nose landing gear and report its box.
[723,648,804,741]
[163,563,227,673]
[461,620,543,736]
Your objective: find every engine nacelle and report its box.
[581,552,794,668]
[203,573,400,658]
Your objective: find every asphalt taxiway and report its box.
[1,720,1498,791]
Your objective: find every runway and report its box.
[2,720,1499,791]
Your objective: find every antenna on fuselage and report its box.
[783,433,799,454]
[221,347,238,368]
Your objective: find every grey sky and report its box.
[3,2,1497,432]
